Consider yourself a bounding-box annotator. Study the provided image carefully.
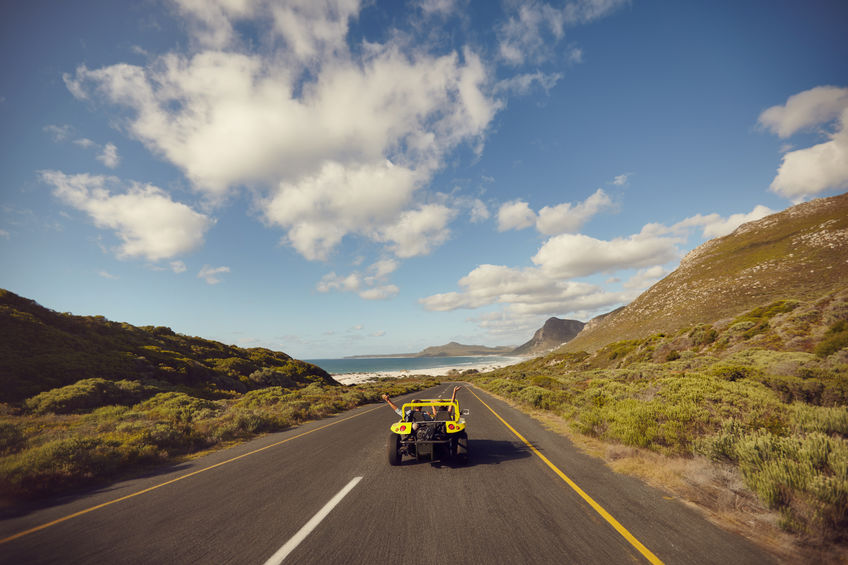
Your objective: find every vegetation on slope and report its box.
[0,289,335,403]
[566,191,848,352]
[470,290,848,543]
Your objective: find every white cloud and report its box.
[498,189,614,235]
[65,17,500,262]
[536,188,613,235]
[497,199,536,231]
[698,205,774,238]
[198,264,230,284]
[758,85,848,138]
[645,204,775,241]
[418,0,459,17]
[170,260,187,273]
[468,199,490,223]
[496,0,627,66]
[497,3,565,66]
[421,220,680,316]
[97,143,120,168]
[358,285,400,300]
[495,71,562,96]
[316,258,400,300]
[758,86,848,200]
[44,124,72,142]
[42,170,213,261]
[612,172,631,186]
[97,270,119,280]
[374,204,455,258]
[622,266,667,289]
[532,229,680,279]
[74,138,96,148]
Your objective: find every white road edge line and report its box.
[263,476,363,565]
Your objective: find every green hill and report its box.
[564,192,848,353]
[0,289,336,404]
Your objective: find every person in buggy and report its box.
[381,385,462,419]
[381,395,432,420]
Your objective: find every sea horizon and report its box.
[306,355,522,376]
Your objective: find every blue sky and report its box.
[2,0,847,359]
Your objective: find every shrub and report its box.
[815,320,848,358]
[0,421,25,455]
[134,392,220,423]
[708,364,762,382]
[24,379,154,414]
[0,436,124,497]
[689,324,718,347]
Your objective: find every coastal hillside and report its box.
[0,289,336,403]
[512,317,585,356]
[467,194,848,550]
[564,192,848,353]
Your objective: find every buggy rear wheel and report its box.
[455,431,469,464]
[388,432,402,466]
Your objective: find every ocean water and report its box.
[306,356,518,375]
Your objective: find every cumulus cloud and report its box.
[422,198,777,337]
[758,85,848,200]
[97,143,120,168]
[536,188,613,235]
[317,258,400,300]
[198,265,230,284]
[532,229,680,279]
[675,205,774,239]
[498,189,614,234]
[64,6,500,262]
[375,204,456,258]
[41,170,213,261]
[497,199,536,231]
[421,220,680,316]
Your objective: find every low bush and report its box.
[816,321,848,358]
[24,378,156,414]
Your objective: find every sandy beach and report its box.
[331,357,524,385]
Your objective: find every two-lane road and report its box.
[0,384,774,564]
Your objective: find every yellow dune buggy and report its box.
[387,399,469,465]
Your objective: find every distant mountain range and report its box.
[348,318,586,359]
[563,191,848,353]
[346,341,515,358]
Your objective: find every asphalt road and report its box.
[0,384,775,564]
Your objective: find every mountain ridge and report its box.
[563,191,848,353]
[512,317,585,356]
[346,341,516,358]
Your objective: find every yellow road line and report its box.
[467,387,664,565]
[0,406,382,546]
